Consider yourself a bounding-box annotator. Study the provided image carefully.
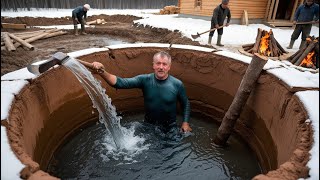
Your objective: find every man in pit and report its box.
[89,51,192,134]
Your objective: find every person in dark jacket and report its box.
[88,51,192,133]
[72,4,90,35]
[208,0,231,46]
[287,0,319,49]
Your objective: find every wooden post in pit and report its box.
[214,53,269,146]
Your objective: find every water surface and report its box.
[47,112,261,180]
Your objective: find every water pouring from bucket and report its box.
[27,52,128,149]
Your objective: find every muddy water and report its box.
[47,112,261,179]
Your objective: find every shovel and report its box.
[292,21,319,28]
[191,25,224,39]
[295,21,319,25]
[27,52,101,75]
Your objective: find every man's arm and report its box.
[178,82,192,132]
[91,62,143,89]
[294,5,302,21]
[212,7,219,27]
[226,9,231,26]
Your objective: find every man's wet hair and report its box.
[153,51,172,64]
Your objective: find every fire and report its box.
[259,31,271,56]
[300,51,316,68]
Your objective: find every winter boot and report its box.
[80,24,87,35]
[299,40,306,49]
[74,25,79,36]
[216,35,224,46]
[208,36,212,45]
[286,39,295,49]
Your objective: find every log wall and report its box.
[179,0,269,19]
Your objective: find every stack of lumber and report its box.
[1,29,67,51]
[287,36,319,69]
[160,6,180,14]
[86,19,107,25]
[1,23,27,30]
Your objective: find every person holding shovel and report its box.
[90,51,192,133]
[72,4,90,35]
[208,0,231,46]
[287,0,319,49]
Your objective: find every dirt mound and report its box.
[1,15,141,26]
[1,16,72,26]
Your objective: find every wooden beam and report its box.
[214,53,268,146]
[41,31,67,39]
[264,0,272,20]
[8,33,34,50]
[272,0,279,21]
[3,32,16,51]
[13,29,58,48]
[241,10,249,25]
[1,23,26,30]
[267,0,275,21]
[290,0,299,21]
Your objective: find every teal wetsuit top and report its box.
[113,73,190,128]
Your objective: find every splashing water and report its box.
[63,58,126,148]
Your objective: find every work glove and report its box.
[293,21,297,25]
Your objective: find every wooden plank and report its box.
[272,0,279,21]
[1,23,27,30]
[290,0,299,21]
[265,0,272,20]
[241,10,249,25]
[267,0,275,21]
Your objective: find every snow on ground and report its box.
[1,9,319,180]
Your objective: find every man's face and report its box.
[221,3,229,9]
[306,0,314,5]
[153,56,171,80]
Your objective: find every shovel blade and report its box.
[26,52,71,75]
[27,64,41,75]
[191,34,200,39]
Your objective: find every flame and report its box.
[259,32,271,56]
[300,51,315,68]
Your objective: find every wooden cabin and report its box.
[178,0,312,27]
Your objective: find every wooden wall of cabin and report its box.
[179,0,269,19]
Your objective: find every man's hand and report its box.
[293,21,297,25]
[181,122,192,132]
[75,18,80,23]
[225,23,229,27]
[215,24,219,29]
[91,62,105,74]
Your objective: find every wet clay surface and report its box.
[1,14,202,76]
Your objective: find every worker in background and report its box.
[287,0,319,49]
[72,4,90,35]
[208,0,231,46]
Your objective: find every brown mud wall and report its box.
[6,47,311,179]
